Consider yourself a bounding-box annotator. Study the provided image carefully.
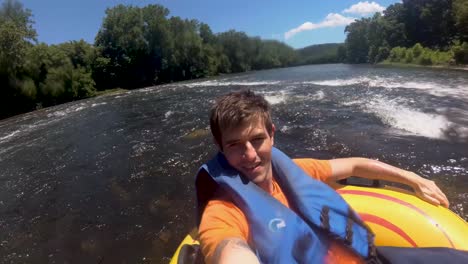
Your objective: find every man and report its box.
[195,90,453,264]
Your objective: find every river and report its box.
[0,64,467,263]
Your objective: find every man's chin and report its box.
[250,174,266,184]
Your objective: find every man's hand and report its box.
[213,237,260,264]
[329,158,450,208]
[405,171,449,207]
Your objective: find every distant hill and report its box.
[295,43,344,65]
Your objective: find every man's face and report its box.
[219,118,275,186]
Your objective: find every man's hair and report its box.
[210,90,273,147]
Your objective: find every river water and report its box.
[0,64,467,263]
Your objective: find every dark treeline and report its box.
[296,43,345,65]
[343,0,468,65]
[0,0,299,119]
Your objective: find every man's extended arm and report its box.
[328,158,449,207]
[212,238,260,264]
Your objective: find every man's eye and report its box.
[227,142,239,148]
[252,137,264,143]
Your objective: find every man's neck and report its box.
[257,170,274,193]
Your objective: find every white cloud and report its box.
[343,1,385,15]
[284,13,355,39]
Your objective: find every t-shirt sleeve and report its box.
[198,196,249,264]
[293,158,332,182]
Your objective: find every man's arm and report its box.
[212,238,260,264]
[328,158,449,207]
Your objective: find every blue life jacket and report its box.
[195,147,376,263]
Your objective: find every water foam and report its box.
[91,102,107,107]
[304,77,365,86]
[365,97,451,139]
[311,90,325,100]
[47,103,87,118]
[262,90,289,105]
[1,102,95,144]
[164,111,174,119]
[184,80,281,88]
[306,76,468,99]
[0,130,21,143]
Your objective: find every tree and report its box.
[366,13,390,63]
[381,3,409,48]
[337,45,346,62]
[57,40,96,70]
[0,0,37,118]
[453,0,468,41]
[162,17,210,80]
[344,18,370,63]
[22,43,96,106]
[199,22,216,45]
[402,0,456,49]
[41,64,95,104]
[217,30,253,72]
[94,4,172,89]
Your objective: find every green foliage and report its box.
[417,51,432,65]
[412,43,423,58]
[386,43,453,66]
[296,43,344,65]
[344,0,467,66]
[22,43,95,105]
[451,41,468,64]
[94,4,172,89]
[57,40,96,70]
[41,65,95,104]
[20,77,36,99]
[381,3,408,48]
[375,46,390,63]
[388,47,406,62]
[337,45,346,62]
[1,1,302,119]
[402,0,456,49]
[164,17,208,80]
[453,0,468,41]
[0,0,37,118]
[253,40,296,69]
[217,30,253,72]
[404,49,414,63]
[345,18,370,63]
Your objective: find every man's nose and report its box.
[242,141,257,161]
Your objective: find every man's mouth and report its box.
[244,162,261,172]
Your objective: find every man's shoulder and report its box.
[208,187,238,208]
[292,158,332,181]
[202,187,248,230]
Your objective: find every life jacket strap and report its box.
[345,214,354,246]
[320,206,330,232]
[366,231,380,263]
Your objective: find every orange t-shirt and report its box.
[198,158,364,264]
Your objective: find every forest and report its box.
[1,0,467,119]
[343,0,468,65]
[0,0,298,119]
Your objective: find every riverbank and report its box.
[94,88,128,97]
[379,61,468,72]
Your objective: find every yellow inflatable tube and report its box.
[170,185,468,263]
[335,184,468,250]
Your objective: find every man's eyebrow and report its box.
[224,138,240,145]
[251,132,266,138]
[224,132,266,145]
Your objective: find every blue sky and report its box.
[20,0,400,49]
